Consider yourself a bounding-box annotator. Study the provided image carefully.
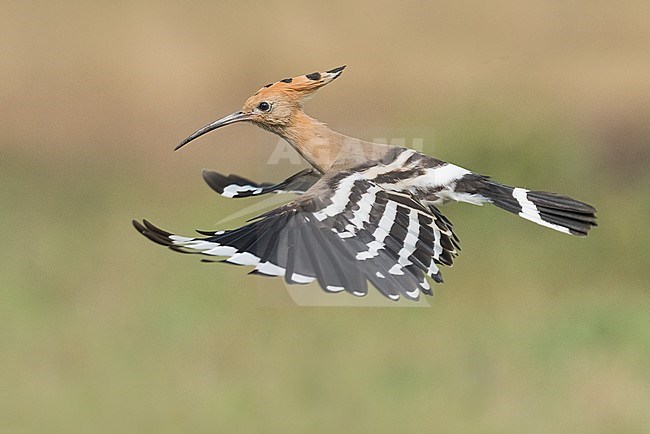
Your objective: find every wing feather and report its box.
[134,170,460,301]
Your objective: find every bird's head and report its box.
[175,66,346,150]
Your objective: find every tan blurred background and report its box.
[1,1,649,432]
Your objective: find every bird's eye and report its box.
[257,101,271,112]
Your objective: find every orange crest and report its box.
[254,65,346,99]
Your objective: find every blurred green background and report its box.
[1,1,649,432]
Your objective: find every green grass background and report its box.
[1,1,649,432]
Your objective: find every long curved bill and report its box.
[175,111,252,151]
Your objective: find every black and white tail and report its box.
[456,174,597,236]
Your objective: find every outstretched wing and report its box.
[202,168,320,198]
[134,172,460,301]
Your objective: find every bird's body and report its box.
[134,66,596,301]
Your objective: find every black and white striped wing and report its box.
[133,175,459,301]
[202,168,320,198]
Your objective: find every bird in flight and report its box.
[133,66,596,301]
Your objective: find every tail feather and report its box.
[459,176,597,236]
[526,191,596,214]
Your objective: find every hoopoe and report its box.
[134,66,597,301]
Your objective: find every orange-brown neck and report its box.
[262,110,385,174]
